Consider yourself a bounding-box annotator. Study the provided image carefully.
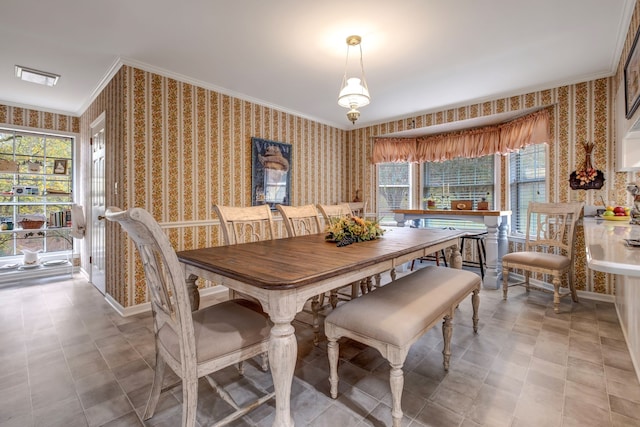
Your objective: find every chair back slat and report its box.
[317,203,352,228]
[346,201,367,217]
[214,204,276,245]
[524,202,584,259]
[277,204,322,237]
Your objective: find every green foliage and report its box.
[325,215,385,247]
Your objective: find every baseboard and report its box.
[507,272,614,302]
[577,290,615,303]
[105,285,229,317]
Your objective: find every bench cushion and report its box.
[325,266,480,347]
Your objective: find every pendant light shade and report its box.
[338,35,370,124]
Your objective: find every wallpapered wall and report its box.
[5,0,640,304]
[79,66,349,307]
[0,76,630,303]
[347,77,637,295]
[0,105,79,133]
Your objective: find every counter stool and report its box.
[410,250,447,270]
[460,231,487,279]
[410,225,455,271]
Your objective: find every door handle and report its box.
[98,215,105,220]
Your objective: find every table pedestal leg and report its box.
[483,216,508,290]
[268,303,297,427]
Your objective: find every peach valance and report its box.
[372,109,549,164]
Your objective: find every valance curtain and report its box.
[372,109,549,164]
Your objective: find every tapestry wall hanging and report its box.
[251,137,292,209]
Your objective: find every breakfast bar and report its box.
[583,217,640,382]
[393,209,511,289]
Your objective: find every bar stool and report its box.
[460,231,487,279]
[410,250,447,270]
[409,224,450,270]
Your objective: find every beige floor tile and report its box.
[2,275,638,426]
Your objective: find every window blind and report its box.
[509,143,547,234]
[423,155,495,206]
[421,155,495,230]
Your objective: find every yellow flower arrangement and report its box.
[325,215,385,247]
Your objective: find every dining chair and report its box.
[276,203,335,345]
[213,204,276,245]
[213,204,275,301]
[502,201,584,313]
[347,201,368,218]
[316,202,352,228]
[213,204,273,367]
[105,207,274,427]
[316,202,377,298]
[277,203,323,237]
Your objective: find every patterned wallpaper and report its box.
[348,77,636,295]
[5,2,640,304]
[0,75,629,302]
[0,105,79,133]
[80,66,348,307]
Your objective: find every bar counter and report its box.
[583,217,640,383]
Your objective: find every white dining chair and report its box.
[105,206,274,427]
[502,201,584,313]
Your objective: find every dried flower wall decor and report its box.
[569,141,604,190]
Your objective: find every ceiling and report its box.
[0,0,635,131]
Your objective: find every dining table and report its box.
[177,226,466,427]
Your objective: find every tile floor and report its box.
[1,267,640,427]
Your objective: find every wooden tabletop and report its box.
[177,227,465,290]
[393,209,511,217]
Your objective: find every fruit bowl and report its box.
[601,215,630,221]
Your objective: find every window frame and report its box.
[376,162,413,225]
[506,143,549,236]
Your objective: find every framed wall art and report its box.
[53,159,68,175]
[251,137,292,209]
[625,27,640,119]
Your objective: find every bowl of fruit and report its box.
[601,205,631,221]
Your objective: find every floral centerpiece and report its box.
[325,215,385,247]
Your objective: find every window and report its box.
[509,143,547,234]
[420,155,495,230]
[377,162,411,224]
[0,128,74,258]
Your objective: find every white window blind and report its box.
[423,155,495,206]
[420,155,495,230]
[377,162,411,224]
[509,143,547,234]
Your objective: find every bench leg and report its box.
[442,315,452,371]
[389,363,404,425]
[472,289,480,333]
[327,339,339,399]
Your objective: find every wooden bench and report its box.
[325,266,481,426]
